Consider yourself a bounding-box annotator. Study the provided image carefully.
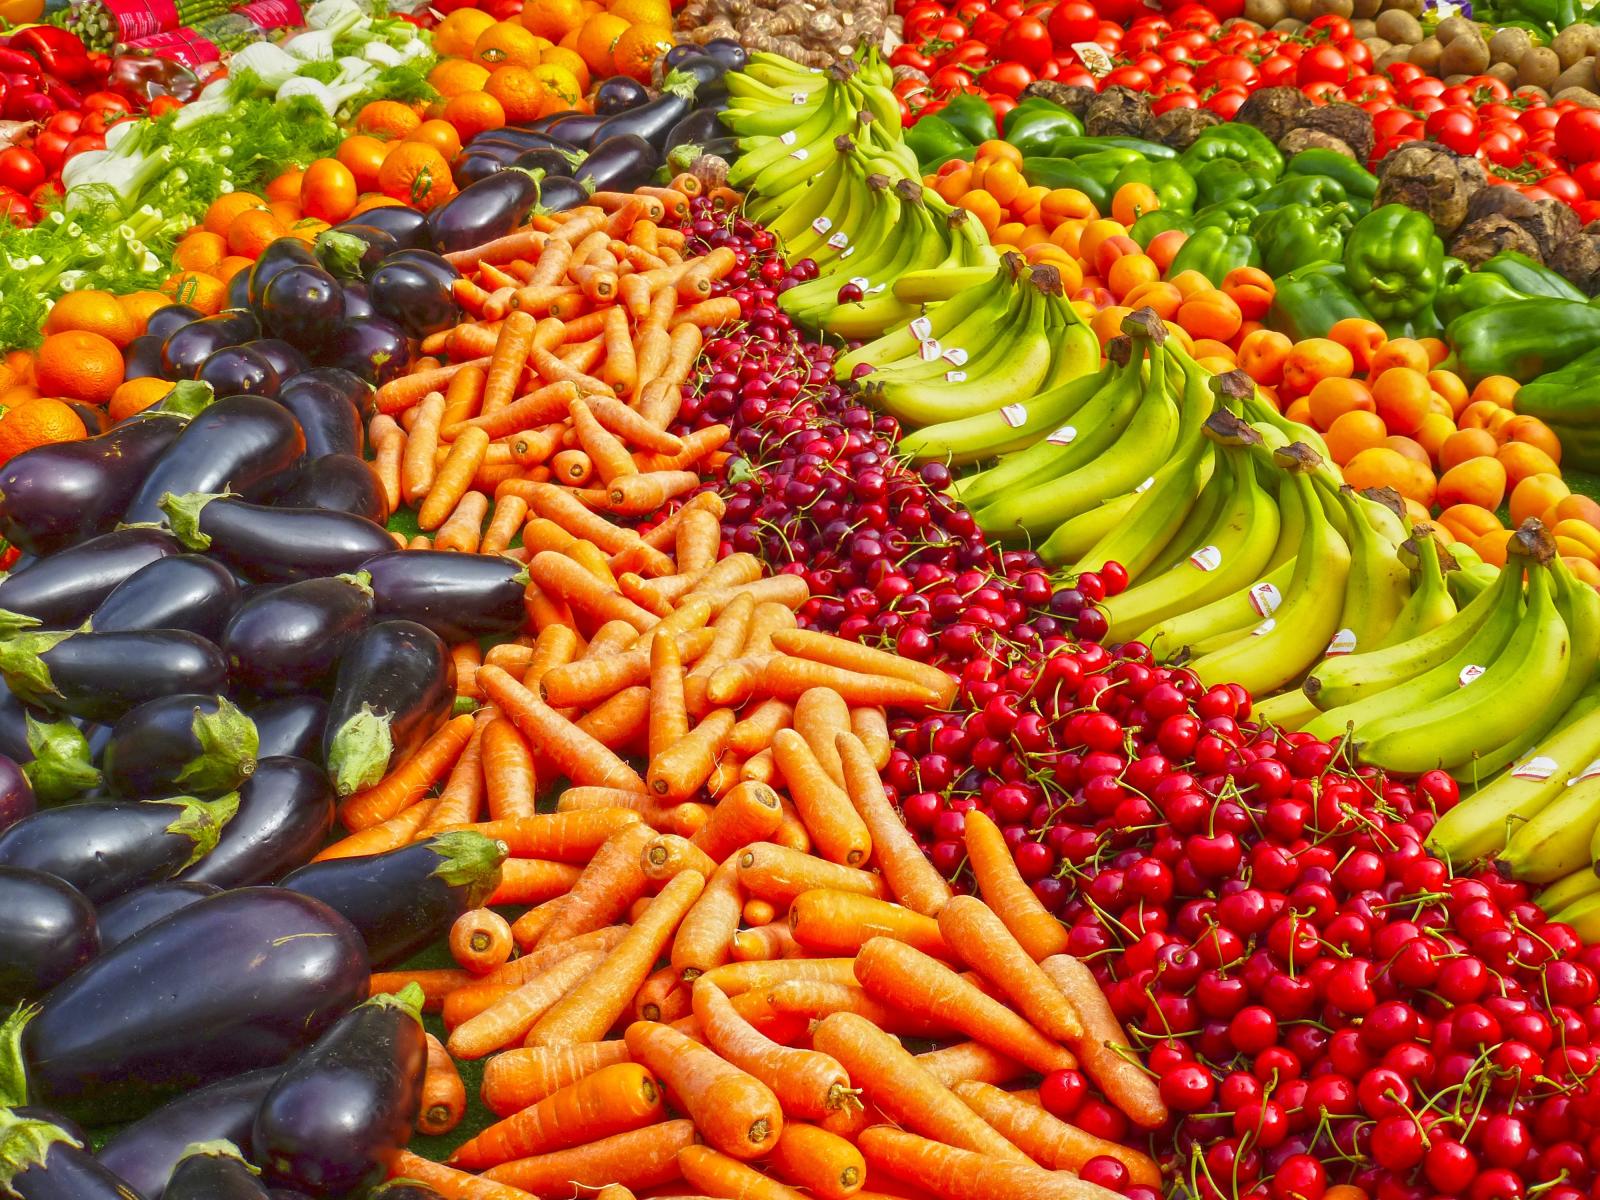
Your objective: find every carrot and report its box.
[567,538,620,591]
[853,937,1074,1075]
[738,600,799,655]
[1040,955,1168,1129]
[314,799,432,861]
[916,1042,1028,1088]
[536,821,655,946]
[444,225,551,269]
[551,449,594,487]
[634,964,690,1023]
[813,1016,1031,1166]
[769,1122,866,1200]
[685,592,753,719]
[441,361,488,430]
[671,857,743,981]
[541,629,711,707]
[377,357,492,415]
[785,891,948,961]
[965,811,1070,961]
[369,969,473,1011]
[481,718,537,821]
[527,869,705,1047]
[639,490,725,551]
[370,415,405,514]
[480,1120,697,1194]
[576,684,652,752]
[450,908,514,975]
[447,948,605,1060]
[448,809,641,862]
[635,423,731,474]
[525,623,582,685]
[391,1151,539,1200]
[571,395,637,483]
[759,657,942,708]
[420,714,490,834]
[729,922,799,962]
[673,1146,804,1200]
[730,843,881,907]
[707,754,745,798]
[528,551,655,632]
[479,665,648,793]
[849,707,891,770]
[599,305,637,395]
[485,859,585,907]
[419,1031,467,1136]
[420,427,490,531]
[484,926,630,990]
[450,1062,668,1170]
[635,593,713,646]
[513,482,638,557]
[401,391,446,504]
[763,980,954,1040]
[742,897,777,927]
[594,1187,637,1200]
[587,394,682,455]
[770,630,958,708]
[453,642,484,702]
[647,626,689,763]
[648,708,734,801]
[455,380,580,440]
[952,1081,1161,1186]
[625,1019,781,1160]
[792,688,851,788]
[671,297,740,329]
[859,1127,1115,1200]
[600,191,659,227]
[642,833,718,882]
[586,470,701,517]
[558,787,708,835]
[337,714,475,830]
[768,729,866,866]
[480,1040,632,1116]
[695,958,858,998]
[938,895,1082,1045]
[836,732,951,918]
[690,780,784,862]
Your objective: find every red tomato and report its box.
[63,133,105,160]
[1307,13,1352,37]
[44,110,83,136]
[0,186,35,225]
[929,64,976,92]
[1480,129,1523,168]
[1426,108,1479,155]
[1387,61,1426,86]
[1574,159,1600,198]
[987,93,1017,123]
[904,2,949,39]
[998,15,1052,71]
[1055,66,1097,88]
[1194,53,1258,89]
[970,10,1007,41]
[1205,89,1247,118]
[1340,38,1372,71]
[32,129,71,169]
[1047,0,1100,47]
[1102,65,1151,90]
[1556,108,1600,164]
[1257,54,1295,87]
[955,0,989,21]
[1302,80,1343,102]
[1468,75,1511,99]
[1542,172,1584,205]
[0,146,45,193]
[81,90,131,113]
[1296,44,1350,86]
[1575,199,1600,224]
[985,61,1035,97]
[890,46,935,72]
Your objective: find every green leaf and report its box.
[0,1107,78,1192]
[0,632,71,708]
[159,490,230,551]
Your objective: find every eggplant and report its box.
[427,168,541,256]
[595,74,649,114]
[277,456,388,524]
[123,333,166,381]
[326,317,410,387]
[529,175,591,214]
[0,528,180,631]
[291,366,373,418]
[0,754,32,834]
[371,1185,444,1199]
[0,867,97,1003]
[0,683,36,766]
[315,226,396,283]
[575,133,662,194]
[165,1142,271,1200]
[477,126,581,151]
[89,555,241,641]
[590,74,697,148]
[668,53,727,98]
[511,146,583,177]
[274,376,364,459]
[361,550,525,642]
[245,338,310,381]
[122,394,306,526]
[370,255,460,338]
[163,492,393,584]
[223,574,373,694]
[321,621,454,797]
[161,310,260,380]
[227,267,253,312]
[262,264,346,350]
[336,204,432,251]
[0,795,239,904]
[0,411,188,555]
[247,237,320,311]
[0,1112,145,1200]
[454,150,517,188]
[23,887,368,1123]
[543,111,608,147]
[0,629,227,721]
[666,105,728,150]
[179,757,333,888]
[198,345,280,398]
[97,1068,285,1200]
[338,280,376,324]
[250,697,329,762]
[702,36,748,71]
[13,717,98,805]
[282,833,505,968]
[254,987,426,1196]
[103,693,258,798]
[145,304,203,340]
[96,881,220,951]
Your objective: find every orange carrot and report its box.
[634,423,731,473]
[735,841,886,904]
[690,780,784,862]
[676,1145,806,1200]
[557,787,708,836]
[638,490,725,552]
[600,305,637,395]
[315,799,432,861]
[757,657,942,708]
[634,964,690,1023]
[441,362,488,430]
[540,629,711,708]
[642,834,718,882]
[965,811,1070,961]
[837,732,951,918]
[337,714,475,829]
[479,665,648,793]
[850,707,892,770]
[453,641,484,702]
[773,729,869,868]
[419,1031,467,1136]
[742,898,777,927]
[585,470,700,517]
[377,357,492,415]
[447,948,605,1060]
[771,629,958,708]
[480,1120,696,1195]
[859,1127,1115,1200]
[369,969,473,1011]
[527,869,706,1047]
[485,925,630,988]
[671,297,740,330]
[916,1042,1029,1088]
[536,821,655,946]
[671,857,743,981]
[648,708,734,801]
[810,1013,1029,1163]
[483,858,585,908]
[391,1151,539,1200]
[771,789,809,853]
[588,394,682,455]
[952,1081,1162,1186]
[420,427,490,531]
[788,892,951,961]
[576,684,652,752]
[450,1062,668,1170]
[793,687,851,787]
[450,908,514,975]
[528,550,655,631]
[401,391,446,504]
[418,712,490,834]
[443,226,551,269]
[648,624,688,763]
[370,415,405,514]
[480,1040,632,1116]
[695,958,858,998]
[571,395,637,483]
[770,1122,866,1200]
[939,895,1082,1044]
[454,380,580,440]
[551,449,594,487]
[625,1019,781,1160]
[764,980,954,1040]
[685,592,754,719]
[446,809,641,861]
[729,922,799,962]
[482,717,537,821]
[1041,955,1168,1130]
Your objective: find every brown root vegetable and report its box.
[1464,188,1577,259]
[1407,36,1444,73]
[1489,27,1533,66]
[1435,15,1476,44]
[1290,101,1374,160]
[1273,16,1305,31]
[1555,57,1598,94]
[1149,107,1221,151]
[1518,46,1562,91]
[1552,23,1600,68]
[1555,86,1600,106]
[1234,86,1312,142]
[1352,19,1378,38]
[1351,0,1381,15]
[1083,86,1152,138]
[1244,0,1288,22]
[1312,0,1353,16]
[1449,216,1544,269]
[1288,0,1316,18]
[1020,81,1095,118]
[1278,128,1356,158]
[1374,142,1486,236]
[1375,9,1421,43]
[1550,227,1600,295]
[1487,62,1520,85]
[1376,45,1413,72]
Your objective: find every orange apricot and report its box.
[1497,442,1562,490]
[1282,338,1354,396]
[1370,367,1431,436]
[1510,474,1570,527]
[1436,457,1508,511]
[1306,377,1375,430]
[1438,428,1498,471]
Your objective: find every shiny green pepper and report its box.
[1447,300,1600,382]
[1180,124,1283,179]
[1284,149,1377,201]
[1433,269,1530,328]
[1343,204,1445,322]
[905,116,972,172]
[1000,98,1084,159]
[1110,158,1197,215]
[1479,251,1587,302]
[1253,173,1349,214]
[1130,210,1194,248]
[1190,198,1258,235]
[1268,262,1372,342]
[1022,150,1141,215]
[1192,159,1270,208]
[1252,203,1348,277]
[937,92,998,148]
[1168,225,1260,287]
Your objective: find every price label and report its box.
[1325,629,1357,657]
[791,92,809,104]
[1570,758,1600,785]
[1001,404,1028,428]
[849,276,870,290]
[827,232,849,250]
[1249,582,1282,617]
[789,147,808,160]
[1072,41,1115,76]
[1513,756,1559,782]
[943,347,969,366]
[918,339,942,361]
[909,316,932,340]
[1251,618,1276,637]
[1189,546,1222,572]
[810,217,832,235]
[1135,476,1154,493]
[1047,426,1077,445]
[946,370,968,382]
[1459,664,1486,687]
[780,131,797,145]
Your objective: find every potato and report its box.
[1552,23,1599,68]
[1375,9,1422,44]
[1388,0,1423,14]
[1288,0,1316,20]
[1487,61,1519,84]
[1407,37,1443,73]
[1361,31,1388,52]
[1352,18,1377,36]
[1488,27,1533,68]
[1311,0,1354,16]
[1377,44,1413,72]
[1243,0,1288,24]
[1555,57,1598,94]
[1351,0,1380,16]
[1439,32,1490,76]
[1555,85,1600,107]
[1518,45,1562,91]
[1273,15,1306,31]
[1435,15,1476,44]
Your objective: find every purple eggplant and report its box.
[145,304,203,340]
[0,629,226,722]
[178,757,333,888]
[122,394,306,526]
[372,1185,444,1199]
[701,37,747,70]
[281,833,503,968]
[0,755,33,835]
[666,105,727,150]
[0,684,36,767]
[512,146,583,178]
[262,264,346,351]
[575,133,662,193]
[247,238,320,311]
[595,74,649,114]
[454,150,517,188]
[227,267,253,311]
[0,528,180,632]
[97,1068,285,1200]
[250,697,328,762]
[326,318,410,387]
[667,52,727,96]
[245,339,310,381]
[316,227,396,283]
[274,376,363,460]
[0,1112,144,1200]
[165,1142,270,1200]
[89,555,241,641]
[95,881,219,951]
[335,278,372,322]
[123,333,166,381]
[161,310,260,380]
[590,72,697,147]
[21,887,367,1123]
[427,168,540,255]
[0,867,97,1003]
[255,987,425,1197]
[472,127,581,152]
[0,412,188,555]
[0,795,239,904]
[360,550,525,643]
[542,111,607,146]
[369,256,460,339]
[292,366,372,418]
[162,492,393,584]
[103,693,258,798]
[336,205,432,252]
[321,621,453,797]
[198,345,280,399]
[531,175,590,214]
[222,574,373,694]
[277,456,388,525]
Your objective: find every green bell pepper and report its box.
[1513,345,1600,470]
[1433,269,1530,328]
[1479,251,1587,303]
[1180,125,1284,179]
[1268,262,1372,341]
[1129,210,1194,248]
[1111,158,1196,215]
[1044,136,1177,160]
[1446,300,1600,382]
[1253,203,1349,277]
[1168,225,1260,287]
[1000,99,1083,159]
[1285,149,1378,201]
[938,93,998,148]
[1190,199,1258,235]
[906,116,972,171]
[1022,150,1141,215]
[1253,174,1350,214]
[1193,159,1271,209]
[1343,204,1445,323]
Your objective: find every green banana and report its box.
[1497,763,1600,884]
[1537,867,1600,915]
[1321,485,1411,659]
[1375,529,1457,648]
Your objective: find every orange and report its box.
[377,142,454,211]
[532,63,582,113]
[607,0,669,22]
[34,331,123,405]
[428,58,491,98]
[485,65,548,124]
[44,290,137,348]
[161,271,227,315]
[474,21,542,69]
[521,0,585,40]
[108,377,173,422]
[287,218,330,245]
[338,135,392,192]
[214,256,253,283]
[173,229,227,274]
[443,91,506,140]
[540,45,590,93]
[1436,457,1508,512]
[117,291,170,338]
[203,191,267,238]
[267,198,302,227]
[226,208,287,259]
[301,158,359,224]
[1324,410,1387,466]
[574,12,629,76]
[352,194,405,216]
[0,398,87,464]
[608,22,669,80]
[434,7,497,56]
[408,119,463,162]
[1370,367,1430,436]
[1511,474,1571,527]
[356,100,423,140]
[265,167,303,203]
[1438,427,1497,471]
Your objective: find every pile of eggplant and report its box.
[451,43,744,207]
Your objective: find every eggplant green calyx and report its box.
[159,490,233,551]
[176,1140,258,1172]
[0,632,70,707]
[328,703,393,797]
[177,697,260,796]
[364,982,425,1025]
[158,380,216,418]
[427,831,508,907]
[21,716,100,805]
[0,1107,79,1194]
[154,793,242,870]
